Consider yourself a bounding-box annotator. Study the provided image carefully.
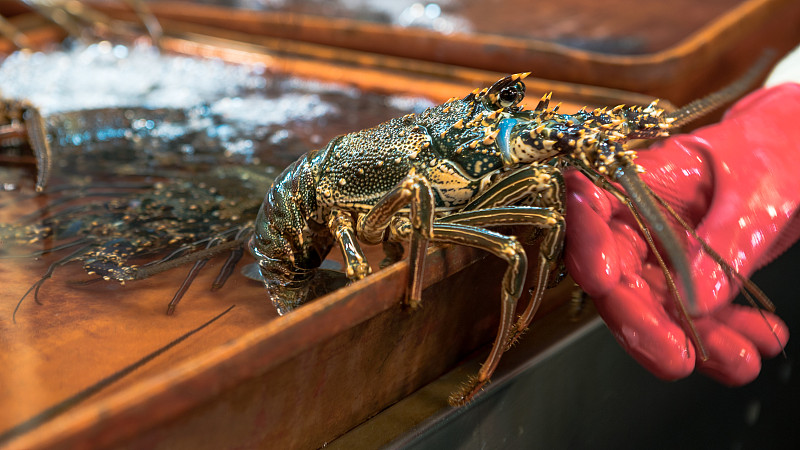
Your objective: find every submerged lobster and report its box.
[249,63,773,405]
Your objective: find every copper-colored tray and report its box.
[0,20,657,449]
[82,0,800,104]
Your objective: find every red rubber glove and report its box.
[564,82,800,385]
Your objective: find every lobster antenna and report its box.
[614,164,698,312]
[619,186,708,360]
[0,238,89,259]
[130,234,251,281]
[644,184,775,311]
[12,243,93,323]
[644,185,786,354]
[573,159,707,359]
[667,50,776,128]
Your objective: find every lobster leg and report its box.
[328,209,372,280]
[425,222,527,406]
[166,238,224,315]
[211,227,253,291]
[357,168,435,308]
[377,204,563,405]
[440,206,565,347]
[448,164,567,344]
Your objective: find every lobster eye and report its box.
[498,86,521,107]
[482,74,527,110]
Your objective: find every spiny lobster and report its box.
[248,57,774,405]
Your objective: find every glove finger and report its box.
[594,276,695,380]
[638,237,734,316]
[713,304,789,358]
[564,170,620,298]
[608,220,648,275]
[694,317,762,386]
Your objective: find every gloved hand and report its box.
[563,53,800,385]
